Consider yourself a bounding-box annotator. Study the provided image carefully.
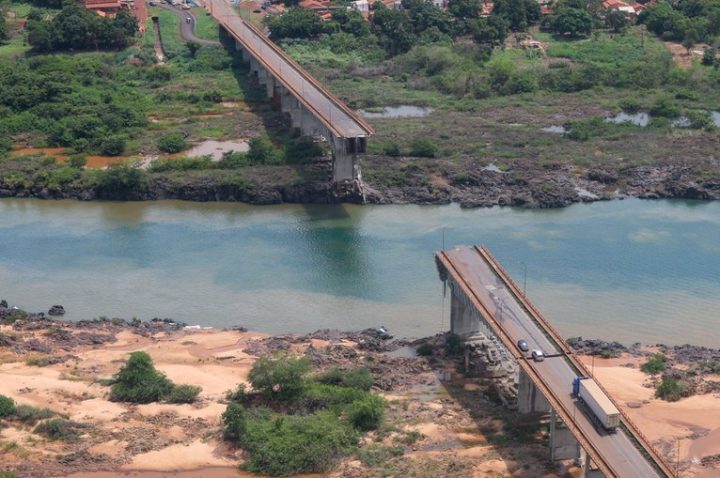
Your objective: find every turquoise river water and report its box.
[0,198,718,346]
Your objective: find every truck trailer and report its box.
[572,377,621,432]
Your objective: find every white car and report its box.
[531,350,545,362]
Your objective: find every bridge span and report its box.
[436,246,676,478]
[198,0,374,183]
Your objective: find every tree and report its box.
[448,0,480,19]
[605,9,629,33]
[372,6,415,54]
[552,7,593,37]
[702,46,717,65]
[247,354,310,402]
[492,0,540,30]
[0,10,8,42]
[266,8,330,40]
[110,352,174,403]
[404,0,452,34]
[100,135,125,156]
[472,15,509,46]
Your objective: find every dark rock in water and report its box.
[48,305,66,316]
[0,300,7,308]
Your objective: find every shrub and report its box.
[655,378,684,401]
[347,394,384,431]
[13,405,53,424]
[445,334,463,355]
[247,134,283,165]
[68,155,87,169]
[0,394,15,418]
[356,443,404,467]
[640,353,667,375]
[1,472,17,478]
[298,383,367,413]
[157,132,188,153]
[217,151,249,169]
[100,135,126,156]
[97,165,146,195]
[242,412,358,476]
[34,419,82,441]
[166,384,201,404]
[110,351,174,403]
[227,383,247,403]
[649,95,681,118]
[222,402,247,443]
[341,367,374,391]
[248,354,310,403]
[409,138,438,158]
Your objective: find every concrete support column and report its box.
[449,283,480,336]
[579,448,605,478]
[331,137,354,182]
[265,76,276,99]
[249,57,259,74]
[517,369,550,414]
[549,409,581,462]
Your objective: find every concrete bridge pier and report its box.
[549,409,581,462]
[578,447,605,478]
[517,369,550,414]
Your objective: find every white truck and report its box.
[572,377,620,432]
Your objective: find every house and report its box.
[602,0,636,15]
[83,0,126,16]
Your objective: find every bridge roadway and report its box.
[437,246,670,478]
[198,0,374,141]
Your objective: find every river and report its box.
[0,198,718,347]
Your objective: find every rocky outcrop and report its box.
[48,305,66,316]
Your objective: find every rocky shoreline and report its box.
[1,161,719,208]
[2,300,720,477]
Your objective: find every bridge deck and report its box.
[437,246,671,478]
[199,0,373,140]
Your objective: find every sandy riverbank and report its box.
[579,355,720,478]
[0,317,718,477]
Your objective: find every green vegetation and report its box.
[248,354,311,402]
[12,404,54,425]
[26,3,138,52]
[166,384,202,404]
[223,353,386,476]
[109,351,201,404]
[0,394,15,418]
[33,418,83,441]
[640,0,720,44]
[157,132,188,153]
[655,377,685,401]
[641,353,668,375]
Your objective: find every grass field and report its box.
[191,7,220,42]
[0,35,31,59]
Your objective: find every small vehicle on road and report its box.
[531,349,545,362]
[517,339,529,352]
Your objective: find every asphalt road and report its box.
[444,246,661,478]
[198,0,372,139]
[157,3,220,46]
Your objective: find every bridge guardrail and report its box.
[476,246,676,478]
[200,0,373,139]
[437,251,617,478]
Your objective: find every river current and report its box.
[0,198,718,346]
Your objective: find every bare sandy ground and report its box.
[1,324,718,478]
[580,355,720,478]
